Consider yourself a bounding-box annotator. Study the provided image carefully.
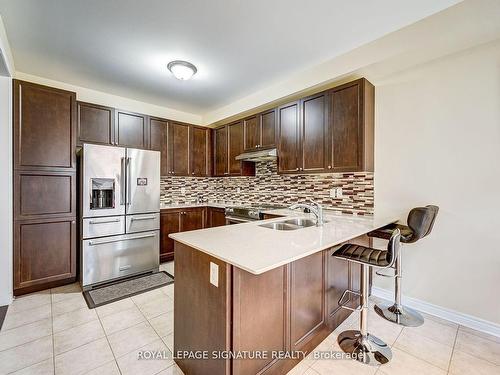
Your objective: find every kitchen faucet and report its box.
[288,200,324,226]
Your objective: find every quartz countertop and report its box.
[169,211,397,275]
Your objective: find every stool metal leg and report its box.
[374,245,424,327]
[338,264,392,366]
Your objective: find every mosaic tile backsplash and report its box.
[160,160,374,215]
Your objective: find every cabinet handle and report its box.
[328,165,332,169]
[296,168,299,171]
[191,172,195,175]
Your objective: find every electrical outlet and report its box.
[330,187,343,199]
[180,187,186,195]
[210,262,219,287]
[236,187,241,193]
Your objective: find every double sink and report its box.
[259,218,321,231]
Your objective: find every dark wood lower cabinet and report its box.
[14,218,77,295]
[207,207,226,227]
[160,207,207,262]
[174,237,368,375]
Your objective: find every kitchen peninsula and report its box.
[170,210,396,375]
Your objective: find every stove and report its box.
[224,203,284,224]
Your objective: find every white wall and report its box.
[0,76,12,306]
[373,40,500,325]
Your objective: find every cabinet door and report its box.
[116,110,148,149]
[214,126,228,176]
[243,115,260,151]
[301,93,328,173]
[289,252,326,351]
[14,218,76,293]
[180,209,205,232]
[277,102,301,173]
[329,81,362,171]
[77,101,114,146]
[169,122,190,176]
[208,207,226,227]
[325,248,351,329]
[160,211,181,262]
[232,266,287,375]
[228,121,245,175]
[13,80,76,170]
[150,118,169,176]
[260,109,276,148]
[190,126,209,176]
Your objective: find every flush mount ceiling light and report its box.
[167,60,197,80]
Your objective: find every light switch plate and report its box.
[180,187,186,195]
[210,262,219,287]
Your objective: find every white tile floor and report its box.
[0,262,498,375]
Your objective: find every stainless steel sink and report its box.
[282,218,317,227]
[259,217,324,231]
[259,222,301,231]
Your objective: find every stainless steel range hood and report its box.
[235,148,277,162]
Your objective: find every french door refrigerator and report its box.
[81,143,160,290]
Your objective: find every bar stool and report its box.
[368,205,439,327]
[332,229,401,366]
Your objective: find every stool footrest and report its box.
[375,267,397,278]
[338,289,362,312]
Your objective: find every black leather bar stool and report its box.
[332,229,401,366]
[368,205,439,327]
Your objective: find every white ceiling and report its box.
[0,0,460,115]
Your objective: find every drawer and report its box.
[83,216,125,239]
[126,213,160,234]
[82,231,159,288]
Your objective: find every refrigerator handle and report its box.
[127,157,132,205]
[120,157,126,205]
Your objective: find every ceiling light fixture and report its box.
[167,60,197,80]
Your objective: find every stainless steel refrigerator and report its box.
[81,143,160,290]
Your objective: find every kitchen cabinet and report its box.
[301,92,329,173]
[277,93,328,174]
[277,101,301,173]
[207,207,226,227]
[327,78,374,172]
[190,126,210,176]
[214,123,255,177]
[13,80,77,295]
[160,207,206,261]
[115,109,149,149]
[77,101,115,146]
[160,210,181,263]
[289,251,327,352]
[243,109,276,151]
[214,126,228,176]
[149,117,169,176]
[168,122,190,176]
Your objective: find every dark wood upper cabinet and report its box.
[260,109,276,149]
[228,121,245,175]
[149,118,169,176]
[168,122,190,176]
[14,80,76,170]
[115,110,148,149]
[301,93,328,173]
[190,126,210,177]
[243,109,276,151]
[77,101,114,146]
[214,123,254,177]
[328,78,374,172]
[213,126,228,176]
[243,115,259,151]
[277,101,301,173]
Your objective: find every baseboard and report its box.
[371,286,500,338]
